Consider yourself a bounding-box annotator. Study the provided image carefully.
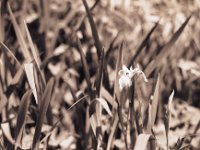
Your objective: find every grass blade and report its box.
[105,31,121,60]
[14,90,32,150]
[23,21,41,69]
[164,90,174,150]
[0,0,8,42]
[96,98,112,117]
[82,0,102,58]
[23,20,46,86]
[95,48,104,97]
[0,93,7,114]
[67,95,89,111]
[0,42,20,66]
[89,98,112,119]
[1,122,15,145]
[83,0,111,94]
[114,42,124,100]
[101,87,117,109]
[7,3,31,62]
[144,15,192,77]
[75,32,93,99]
[90,0,100,11]
[106,115,119,150]
[149,74,160,132]
[32,78,54,149]
[40,119,60,143]
[24,63,38,104]
[128,20,159,68]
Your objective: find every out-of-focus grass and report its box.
[0,0,200,149]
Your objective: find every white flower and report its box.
[118,65,148,90]
[119,75,132,90]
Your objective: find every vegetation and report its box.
[0,0,200,149]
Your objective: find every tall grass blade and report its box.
[0,42,20,66]
[90,0,100,11]
[89,98,112,138]
[106,115,119,150]
[23,21,46,85]
[40,119,60,143]
[89,98,112,119]
[89,113,98,137]
[75,33,93,99]
[105,31,121,60]
[7,3,31,62]
[96,98,112,117]
[101,87,117,109]
[149,74,160,131]
[82,0,110,100]
[1,122,15,144]
[114,42,123,100]
[135,108,144,134]
[32,78,54,149]
[95,49,104,97]
[0,0,8,42]
[145,15,192,77]
[23,21,41,68]
[89,101,99,139]
[82,0,102,58]
[164,90,174,150]
[128,20,159,68]
[24,63,38,104]
[67,95,89,111]
[129,81,136,149]
[2,49,16,77]
[14,90,32,150]
[0,94,7,114]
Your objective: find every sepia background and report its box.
[0,0,200,149]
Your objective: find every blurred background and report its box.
[1,0,200,149]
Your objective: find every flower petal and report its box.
[122,65,130,72]
[119,76,132,90]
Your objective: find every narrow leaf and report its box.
[67,95,88,110]
[164,90,174,150]
[1,122,15,144]
[24,63,38,104]
[89,114,98,137]
[150,74,160,128]
[15,90,32,150]
[7,3,31,62]
[101,87,117,109]
[82,0,102,58]
[23,21,46,86]
[23,21,41,69]
[0,42,20,66]
[105,31,121,60]
[75,32,93,99]
[0,0,8,42]
[106,115,119,150]
[0,93,7,114]
[95,49,104,96]
[32,78,54,149]
[96,98,112,117]
[128,20,159,68]
[145,15,192,77]
[114,42,124,100]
